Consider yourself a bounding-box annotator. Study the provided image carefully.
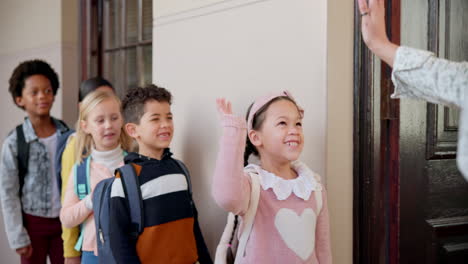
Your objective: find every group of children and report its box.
[0,59,332,264]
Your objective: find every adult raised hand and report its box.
[357,0,399,67]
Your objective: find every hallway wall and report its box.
[153,0,354,262]
[326,0,354,263]
[153,0,329,256]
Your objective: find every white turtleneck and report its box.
[83,145,125,210]
[91,144,124,173]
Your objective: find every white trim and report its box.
[0,42,71,61]
[245,161,322,201]
[154,0,271,26]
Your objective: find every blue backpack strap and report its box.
[118,164,144,234]
[174,159,212,263]
[92,178,114,248]
[73,156,92,251]
[174,159,192,196]
[16,124,29,200]
[93,179,105,244]
[74,156,91,200]
[55,129,75,191]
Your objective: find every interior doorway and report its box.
[353,0,468,263]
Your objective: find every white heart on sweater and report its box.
[274,208,316,261]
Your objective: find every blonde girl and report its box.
[212,91,332,263]
[60,90,131,264]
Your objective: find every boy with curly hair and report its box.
[0,59,68,264]
[107,84,212,263]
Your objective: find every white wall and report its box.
[0,0,79,139]
[0,1,79,262]
[153,0,328,256]
[0,0,61,56]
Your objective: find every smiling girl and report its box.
[213,91,332,263]
[60,90,130,264]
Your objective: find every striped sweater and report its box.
[109,150,211,264]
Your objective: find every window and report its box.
[80,0,153,97]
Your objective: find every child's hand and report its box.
[65,257,81,264]
[216,98,233,116]
[16,244,33,258]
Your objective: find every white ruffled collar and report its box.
[244,160,322,201]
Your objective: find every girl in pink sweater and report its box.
[60,90,131,264]
[213,91,332,264]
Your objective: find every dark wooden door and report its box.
[354,1,468,263]
[400,0,468,263]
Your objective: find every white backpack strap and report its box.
[235,173,261,263]
[215,213,236,264]
[314,188,323,215]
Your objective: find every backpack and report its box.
[92,159,212,264]
[92,163,141,263]
[15,121,71,200]
[72,152,128,251]
[214,172,261,264]
[55,129,75,190]
[214,173,323,264]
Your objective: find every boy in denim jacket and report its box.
[0,60,68,264]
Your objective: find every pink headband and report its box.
[247,90,304,131]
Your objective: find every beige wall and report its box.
[153,0,353,263]
[0,0,79,138]
[154,0,354,262]
[0,0,61,56]
[327,0,354,263]
[155,0,227,18]
[0,1,79,262]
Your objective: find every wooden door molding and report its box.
[426,0,458,160]
[352,1,375,262]
[353,0,400,263]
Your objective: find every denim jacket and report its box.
[0,117,69,249]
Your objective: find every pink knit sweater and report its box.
[212,114,332,264]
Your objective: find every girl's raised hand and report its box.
[216,98,233,116]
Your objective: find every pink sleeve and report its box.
[60,169,92,228]
[212,114,251,215]
[315,189,332,264]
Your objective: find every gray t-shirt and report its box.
[39,132,61,217]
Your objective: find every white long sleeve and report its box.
[390,46,468,181]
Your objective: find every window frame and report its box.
[80,0,152,94]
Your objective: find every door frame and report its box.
[353,0,401,263]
